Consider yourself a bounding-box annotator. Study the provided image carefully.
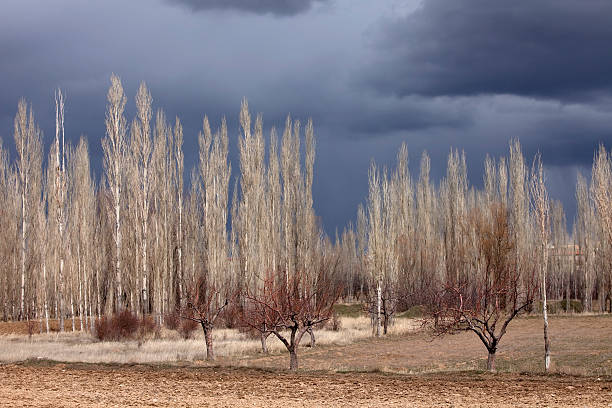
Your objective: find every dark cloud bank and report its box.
[165,0,329,16]
[365,0,612,99]
[1,0,612,232]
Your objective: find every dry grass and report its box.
[1,314,610,377]
[1,314,610,407]
[0,316,418,365]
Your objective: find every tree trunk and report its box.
[43,262,49,334]
[59,256,65,332]
[202,323,214,361]
[115,188,122,312]
[307,326,315,348]
[289,348,298,371]
[142,195,148,316]
[20,189,26,321]
[487,350,496,372]
[543,310,550,371]
[381,296,388,335]
[96,263,101,319]
[565,280,570,314]
[78,245,84,331]
[543,269,551,372]
[178,197,183,305]
[261,332,269,354]
[376,281,381,337]
[71,291,75,332]
[383,314,389,335]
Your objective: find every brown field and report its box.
[1,363,611,407]
[0,314,611,406]
[242,314,612,376]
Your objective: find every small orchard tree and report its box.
[427,202,538,372]
[364,280,399,335]
[180,276,230,361]
[243,269,340,371]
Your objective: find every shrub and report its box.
[163,310,200,339]
[221,303,243,329]
[94,310,141,341]
[94,316,112,341]
[533,300,584,314]
[237,324,262,340]
[325,311,342,331]
[333,303,365,318]
[395,305,425,319]
[164,311,181,331]
[138,315,157,339]
[179,318,199,339]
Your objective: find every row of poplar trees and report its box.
[2,74,611,332]
[338,139,612,338]
[0,75,327,331]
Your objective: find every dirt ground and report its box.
[1,315,611,406]
[0,362,610,407]
[241,315,612,375]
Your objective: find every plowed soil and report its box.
[1,362,611,407]
[1,315,611,406]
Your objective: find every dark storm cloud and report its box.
[341,96,472,135]
[165,0,329,16]
[364,0,612,98]
[1,0,611,233]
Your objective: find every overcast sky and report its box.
[2,0,612,233]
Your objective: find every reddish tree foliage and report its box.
[94,309,156,341]
[426,203,539,372]
[243,269,341,371]
[180,276,231,360]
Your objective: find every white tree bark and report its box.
[530,154,551,372]
[102,74,127,311]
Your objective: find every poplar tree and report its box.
[102,74,127,311]
[14,99,42,321]
[131,82,153,314]
[530,154,551,372]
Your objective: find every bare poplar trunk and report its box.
[178,196,183,305]
[42,262,49,333]
[142,213,148,315]
[599,282,605,313]
[376,281,381,337]
[163,203,168,316]
[532,156,551,372]
[78,244,84,331]
[96,263,101,319]
[83,249,90,331]
[20,191,26,320]
[142,168,149,315]
[116,191,122,311]
[383,312,389,335]
[59,257,64,332]
[565,279,570,314]
[542,246,551,372]
[70,291,75,332]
